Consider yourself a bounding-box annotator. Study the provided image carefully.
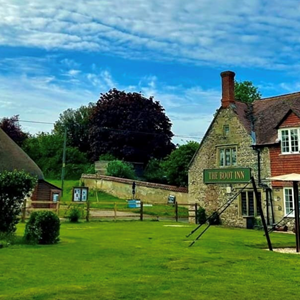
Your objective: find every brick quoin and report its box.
[279,112,300,128]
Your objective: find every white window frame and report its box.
[279,128,300,154]
[218,146,237,167]
[284,187,300,217]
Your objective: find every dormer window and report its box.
[280,128,299,154]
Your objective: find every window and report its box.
[223,125,230,137]
[219,147,237,167]
[241,191,261,216]
[284,187,300,216]
[280,128,300,154]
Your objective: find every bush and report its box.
[24,211,60,244]
[197,206,207,225]
[68,207,81,222]
[106,160,136,179]
[0,170,36,234]
[99,153,116,161]
[208,211,221,225]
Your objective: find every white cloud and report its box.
[1,0,300,69]
[0,55,218,141]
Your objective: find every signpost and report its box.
[203,168,251,184]
[72,187,89,202]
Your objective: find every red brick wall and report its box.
[270,113,300,187]
[270,145,300,187]
[279,112,300,128]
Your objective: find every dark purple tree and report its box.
[0,115,28,146]
[89,89,175,162]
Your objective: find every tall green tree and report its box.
[162,141,199,187]
[234,81,262,103]
[53,104,94,155]
[89,89,175,162]
[0,115,28,146]
[22,133,90,179]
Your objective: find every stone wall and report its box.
[188,107,273,227]
[81,174,188,204]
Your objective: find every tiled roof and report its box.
[0,128,44,179]
[232,92,300,146]
[253,92,300,145]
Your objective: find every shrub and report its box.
[99,153,116,161]
[106,160,136,179]
[68,207,81,222]
[0,170,36,234]
[208,211,221,225]
[197,206,207,225]
[24,211,60,244]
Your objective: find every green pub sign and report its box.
[203,168,251,184]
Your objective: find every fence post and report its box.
[140,201,144,221]
[86,200,90,222]
[22,199,27,222]
[56,201,60,216]
[194,203,198,224]
[114,203,117,221]
[175,201,178,222]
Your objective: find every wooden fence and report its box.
[21,200,199,224]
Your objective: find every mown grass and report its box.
[1,222,300,300]
[48,179,188,219]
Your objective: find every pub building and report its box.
[188,71,300,229]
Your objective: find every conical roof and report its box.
[0,128,44,179]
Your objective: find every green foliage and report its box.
[24,211,60,244]
[22,133,90,179]
[106,160,136,179]
[208,212,221,225]
[197,206,207,225]
[144,158,167,184]
[83,164,96,174]
[0,170,36,234]
[99,153,116,161]
[0,115,28,146]
[68,207,81,222]
[53,104,94,154]
[162,141,199,187]
[89,88,175,162]
[234,81,262,104]
[254,217,263,229]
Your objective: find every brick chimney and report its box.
[220,71,235,108]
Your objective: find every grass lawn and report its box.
[1,222,300,300]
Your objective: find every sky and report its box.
[1,0,300,145]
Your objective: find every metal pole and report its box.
[293,181,300,252]
[251,176,272,251]
[266,190,270,226]
[61,127,67,197]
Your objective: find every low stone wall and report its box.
[81,174,188,204]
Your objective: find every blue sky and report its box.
[1,0,300,144]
